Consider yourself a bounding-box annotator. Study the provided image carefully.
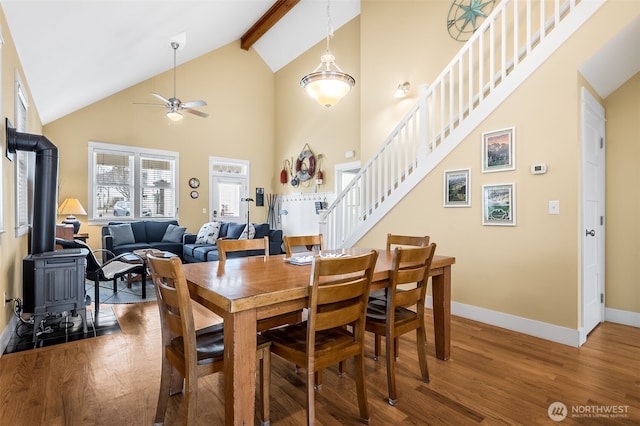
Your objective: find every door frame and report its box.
[580,87,606,345]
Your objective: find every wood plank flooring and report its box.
[0,301,638,425]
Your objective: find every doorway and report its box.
[209,157,249,224]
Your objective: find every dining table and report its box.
[182,248,455,425]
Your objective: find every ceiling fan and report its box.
[147,41,208,121]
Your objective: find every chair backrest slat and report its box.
[217,236,269,262]
[284,234,324,256]
[386,233,430,252]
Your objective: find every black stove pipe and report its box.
[6,121,59,254]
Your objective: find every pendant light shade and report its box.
[300,0,355,108]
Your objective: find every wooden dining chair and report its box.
[217,236,269,262]
[146,254,271,426]
[365,243,436,406]
[283,234,324,256]
[386,233,430,251]
[262,250,378,425]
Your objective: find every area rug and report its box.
[3,307,121,355]
[86,278,156,305]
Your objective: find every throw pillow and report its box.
[253,223,269,239]
[109,223,135,246]
[226,222,246,240]
[195,222,221,244]
[239,223,256,240]
[162,224,187,243]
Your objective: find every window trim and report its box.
[88,141,180,224]
[14,72,30,237]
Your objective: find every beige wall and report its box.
[0,7,44,331]
[604,72,640,313]
[43,41,276,244]
[360,0,463,160]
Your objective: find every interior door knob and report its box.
[585,229,596,237]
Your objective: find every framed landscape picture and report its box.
[482,183,516,226]
[482,127,515,173]
[444,168,470,207]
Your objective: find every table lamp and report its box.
[58,198,87,233]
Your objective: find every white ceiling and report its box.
[1,0,360,124]
[1,1,636,126]
[579,15,640,99]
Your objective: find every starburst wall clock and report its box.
[447,0,496,41]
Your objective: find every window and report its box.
[88,142,179,222]
[14,74,33,237]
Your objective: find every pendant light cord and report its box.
[325,0,333,54]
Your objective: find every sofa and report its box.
[102,220,186,260]
[182,221,283,263]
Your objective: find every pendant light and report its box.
[300,0,355,108]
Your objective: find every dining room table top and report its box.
[182,248,455,314]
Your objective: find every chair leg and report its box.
[314,370,322,390]
[354,353,371,423]
[374,334,381,361]
[386,331,398,406]
[416,325,430,383]
[155,354,172,424]
[184,369,198,425]
[258,348,271,426]
[338,361,346,377]
[306,369,316,425]
[394,337,400,361]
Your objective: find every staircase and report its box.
[320,0,606,249]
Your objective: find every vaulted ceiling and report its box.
[2,0,360,124]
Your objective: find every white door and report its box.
[580,88,605,344]
[209,157,249,224]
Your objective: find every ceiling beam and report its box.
[241,0,300,51]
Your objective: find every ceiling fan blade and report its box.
[133,102,166,107]
[183,108,209,118]
[152,93,170,104]
[181,100,207,108]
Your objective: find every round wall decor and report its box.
[190,190,199,199]
[189,177,200,188]
[295,143,316,182]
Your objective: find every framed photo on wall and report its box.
[482,127,515,173]
[482,183,516,226]
[444,168,471,207]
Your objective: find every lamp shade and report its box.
[58,198,87,233]
[300,70,355,108]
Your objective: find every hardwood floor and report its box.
[0,301,638,425]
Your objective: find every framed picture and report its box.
[444,168,471,207]
[482,183,516,226]
[482,127,515,173]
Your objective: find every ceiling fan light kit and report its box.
[147,41,208,121]
[300,0,355,108]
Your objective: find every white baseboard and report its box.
[0,314,19,358]
[605,307,640,328]
[425,296,582,347]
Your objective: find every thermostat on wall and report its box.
[530,163,547,175]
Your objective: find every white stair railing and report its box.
[321,0,606,249]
